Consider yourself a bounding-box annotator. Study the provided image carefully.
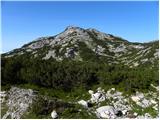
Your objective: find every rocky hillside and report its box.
[3,26,158,68]
[1,26,159,119]
[1,86,159,119]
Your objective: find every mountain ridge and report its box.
[3,26,158,68]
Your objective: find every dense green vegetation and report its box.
[1,54,158,94]
[21,94,97,119]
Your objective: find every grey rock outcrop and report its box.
[77,87,159,119]
[2,87,37,119]
[3,26,158,69]
[95,106,117,119]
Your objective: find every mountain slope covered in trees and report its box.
[1,26,159,119]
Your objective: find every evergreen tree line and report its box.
[1,55,158,92]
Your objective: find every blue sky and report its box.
[1,1,158,53]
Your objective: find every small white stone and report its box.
[133,112,138,116]
[150,99,157,104]
[51,110,58,119]
[88,90,94,95]
[131,96,140,102]
[111,88,115,91]
[92,92,101,101]
[123,98,128,102]
[102,89,105,93]
[78,100,88,108]
[136,92,144,99]
[121,110,128,115]
[97,87,102,92]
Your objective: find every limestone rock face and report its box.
[3,26,158,69]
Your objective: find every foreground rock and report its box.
[96,106,117,119]
[89,87,106,103]
[77,87,159,119]
[1,86,158,119]
[2,87,37,119]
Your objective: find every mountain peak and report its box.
[65,25,83,31]
[2,26,158,69]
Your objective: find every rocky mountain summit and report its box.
[3,26,158,68]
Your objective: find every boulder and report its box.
[51,110,58,119]
[96,106,117,119]
[90,92,106,103]
[91,92,101,103]
[78,100,88,108]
